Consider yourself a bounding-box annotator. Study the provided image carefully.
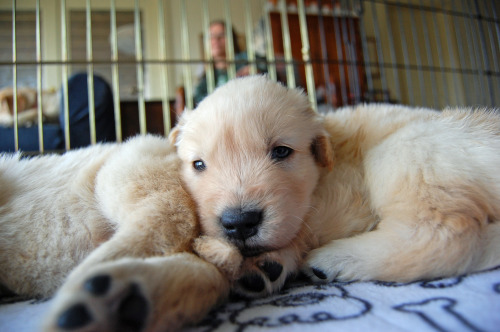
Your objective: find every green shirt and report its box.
[193,53,267,106]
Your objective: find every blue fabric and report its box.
[60,73,115,149]
[0,125,63,153]
[0,73,115,152]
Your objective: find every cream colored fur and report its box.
[2,75,500,331]
[0,136,241,331]
[172,76,500,295]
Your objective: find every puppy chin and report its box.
[239,246,267,257]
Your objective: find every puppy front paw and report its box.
[304,244,367,283]
[46,267,151,332]
[55,277,148,331]
[44,254,229,332]
[234,247,300,298]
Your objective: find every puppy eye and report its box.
[271,146,293,161]
[193,160,206,172]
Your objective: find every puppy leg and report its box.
[195,237,304,299]
[46,227,241,331]
[220,224,311,298]
[232,246,303,298]
[44,253,229,332]
[304,210,491,283]
[193,236,300,297]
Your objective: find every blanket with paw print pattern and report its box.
[1,265,499,332]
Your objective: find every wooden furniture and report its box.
[120,100,177,139]
[269,12,366,106]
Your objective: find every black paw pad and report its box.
[259,261,283,282]
[84,275,111,296]
[238,274,265,293]
[57,303,92,329]
[117,284,149,331]
[312,268,328,280]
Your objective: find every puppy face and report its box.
[172,76,333,256]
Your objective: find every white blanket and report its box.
[2,265,499,331]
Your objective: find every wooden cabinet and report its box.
[269,12,366,106]
[120,101,176,139]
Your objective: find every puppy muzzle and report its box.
[220,207,267,256]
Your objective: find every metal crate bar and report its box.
[2,0,498,154]
[134,0,146,135]
[157,0,171,135]
[297,0,317,111]
[35,0,44,152]
[110,0,123,142]
[202,0,215,95]
[86,0,97,145]
[60,0,70,150]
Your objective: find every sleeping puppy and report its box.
[0,136,242,332]
[2,75,500,331]
[0,87,59,126]
[171,75,500,297]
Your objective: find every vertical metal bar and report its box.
[379,3,401,103]
[485,1,499,73]
[357,0,374,102]
[429,0,451,105]
[339,1,357,104]
[492,2,500,106]
[490,2,500,70]
[418,0,439,107]
[395,6,414,105]
[316,0,333,106]
[369,1,389,102]
[408,4,426,106]
[134,0,146,134]
[157,0,171,134]
[35,0,44,152]
[180,0,193,109]
[345,2,361,104]
[297,0,317,111]
[445,2,463,105]
[244,0,257,75]
[446,0,469,104]
[279,0,296,88]
[86,0,96,145]
[12,0,19,152]
[460,0,483,104]
[263,6,277,81]
[224,0,236,80]
[61,0,70,150]
[473,0,495,105]
[332,7,348,104]
[202,0,215,94]
[110,0,122,142]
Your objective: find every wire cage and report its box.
[0,0,498,153]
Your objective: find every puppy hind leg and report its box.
[304,213,484,283]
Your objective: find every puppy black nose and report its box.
[220,208,263,241]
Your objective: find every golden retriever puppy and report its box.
[0,136,241,332]
[0,87,59,126]
[172,75,500,297]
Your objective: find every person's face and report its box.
[209,23,226,58]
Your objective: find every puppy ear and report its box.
[311,134,334,171]
[168,108,192,148]
[168,126,181,148]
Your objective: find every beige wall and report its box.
[1,0,266,99]
[2,0,496,107]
